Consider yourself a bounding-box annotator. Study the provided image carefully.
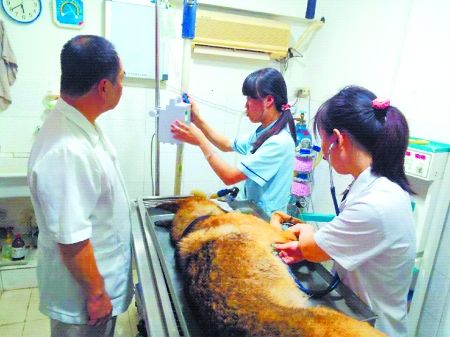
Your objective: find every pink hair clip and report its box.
[372,98,390,110]
[281,103,291,111]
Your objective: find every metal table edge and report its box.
[132,198,180,337]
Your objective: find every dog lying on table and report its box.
[162,196,385,337]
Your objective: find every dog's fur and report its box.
[166,197,385,337]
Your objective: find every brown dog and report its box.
[168,197,385,337]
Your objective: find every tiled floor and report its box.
[0,288,140,337]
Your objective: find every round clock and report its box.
[53,0,84,29]
[1,0,42,24]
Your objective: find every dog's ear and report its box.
[155,201,181,214]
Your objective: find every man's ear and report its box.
[97,79,108,99]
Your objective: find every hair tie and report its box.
[281,103,291,111]
[372,98,390,110]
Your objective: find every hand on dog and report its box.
[284,223,303,237]
[171,120,205,146]
[275,241,303,264]
[270,211,302,229]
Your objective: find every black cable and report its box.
[331,186,340,216]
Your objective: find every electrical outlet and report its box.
[296,87,310,98]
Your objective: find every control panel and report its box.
[405,149,432,179]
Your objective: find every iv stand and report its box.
[154,0,161,195]
[174,0,197,195]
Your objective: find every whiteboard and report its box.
[105,0,168,80]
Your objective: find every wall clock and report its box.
[53,0,84,29]
[1,0,42,24]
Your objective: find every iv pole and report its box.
[154,0,162,195]
[174,0,197,195]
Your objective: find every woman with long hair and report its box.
[171,67,296,215]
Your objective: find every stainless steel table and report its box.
[132,196,377,337]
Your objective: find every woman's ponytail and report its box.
[372,106,414,194]
[314,86,414,194]
[250,107,296,153]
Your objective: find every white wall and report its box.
[1,0,449,333]
[0,1,104,171]
[0,1,447,212]
[0,0,312,199]
[392,0,450,144]
[299,0,414,213]
[0,0,447,203]
[295,0,450,214]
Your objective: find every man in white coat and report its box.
[28,35,132,337]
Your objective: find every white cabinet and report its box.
[406,140,450,336]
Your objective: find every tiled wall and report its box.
[417,206,450,337]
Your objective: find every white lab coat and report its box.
[315,167,416,337]
[28,99,133,324]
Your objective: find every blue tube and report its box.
[305,0,317,19]
[182,0,197,39]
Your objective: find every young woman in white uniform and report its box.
[273,86,416,337]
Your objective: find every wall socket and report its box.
[296,87,310,98]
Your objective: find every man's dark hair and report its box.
[60,35,120,97]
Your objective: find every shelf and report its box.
[0,173,29,198]
[0,248,37,270]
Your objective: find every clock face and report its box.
[54,0,84,28]
[1,0,42,24]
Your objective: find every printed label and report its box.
[11,247,26,259]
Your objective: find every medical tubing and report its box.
[328,162,341,294]
[331,186,340,216]
[284,260,340,298]
[292,147,340,296]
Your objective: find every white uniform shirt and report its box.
[315,167,416,337]
[232,124,295,215]
[28,99,133,324]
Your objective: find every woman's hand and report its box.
[276,223,331,263]
[171,120,205,146]
[187,94,201,125]
[274,241,303,264]
[270,211,303,231]
[285,223,303,237]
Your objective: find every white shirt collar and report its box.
[54,98,100,146]
[341,167,379,207]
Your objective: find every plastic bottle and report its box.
[1,227,13,259]
[11,234,26,261]
[295,112,312,150]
